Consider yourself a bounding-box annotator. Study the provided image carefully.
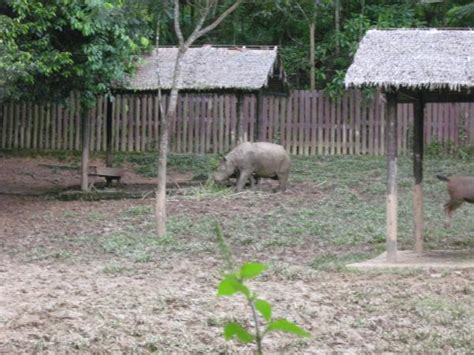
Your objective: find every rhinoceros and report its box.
[213,142,290,192]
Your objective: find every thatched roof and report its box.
[345,29,474,91]
[120,46,286,92]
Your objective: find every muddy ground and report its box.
[0,155,473,353]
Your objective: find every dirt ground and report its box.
[0,156,473,353]
[0,157,193,195]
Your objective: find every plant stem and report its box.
[248,298,263,355]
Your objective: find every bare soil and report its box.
[0,156,193,195]
[0,157,473,353]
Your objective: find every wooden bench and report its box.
[88,166,124,187]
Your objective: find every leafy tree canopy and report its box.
[142,0,473,93]
[0,0,145,107]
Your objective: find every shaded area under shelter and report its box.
[345,28,474,265]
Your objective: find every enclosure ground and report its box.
[348,250,474,270]
[0,153,473,353]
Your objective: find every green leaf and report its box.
[224,323,255,343]
[266,319,310,337]
[255,299,272,321]
[139,36,150,48]
[217,275,250,297]
[239,262,267,280]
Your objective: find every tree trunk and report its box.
[80,105,91,191]
[154,0,243,237]
[309,21,316,91]
[155,50,185,237]
[155,114,168,237]
[335,0,341,56]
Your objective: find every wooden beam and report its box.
[386,93,398,262]
[397,90,474,103]
[413,96,424,254]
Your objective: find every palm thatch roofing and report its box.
[345,29,474,91]
[120,46,286,92]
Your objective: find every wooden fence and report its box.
[1,90,474,155]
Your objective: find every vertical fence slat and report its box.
[285,94,292,153]
[306,91,312,155]
[95,97,101,152]
[291,92,298,154]
[317,92,323,155]
[2,104,8,148]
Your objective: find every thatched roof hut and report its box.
[121,46,287,93]
[344,28,474,264]
[345,29,474,92]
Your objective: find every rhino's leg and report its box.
[249,175,259,190]
[236,170,252,192]
[277,171,289,192]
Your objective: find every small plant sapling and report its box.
[215,224,309,354]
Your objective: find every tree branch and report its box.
[184,0,213,47]
[174,0,184,46]
[186,0,243,45]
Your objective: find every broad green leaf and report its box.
[224,322,255,343]
[239,262,267,280]
[217,275,250,297]
[139,36,150,47]
[255,299,272,321]
[266,319,310,337]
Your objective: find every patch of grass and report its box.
[0,148,82,161]
[27,247,73,261]
[176,180,232,199]
[310,252,377,272]
[102,263,133,274]
[87,211,107,221]
[100,232,160,262]
[114,152,220,177]
[413,296,470,325]
[123,205,152,217]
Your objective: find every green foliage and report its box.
[136,0,468,93]
[216,225,309,353]
[1,0,143,108]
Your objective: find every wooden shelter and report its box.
[104,45,287,163]
[121,45,287,94]
[345,28,474,261]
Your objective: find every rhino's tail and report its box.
[436,175,449,182]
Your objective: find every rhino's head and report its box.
[213,156,236,183]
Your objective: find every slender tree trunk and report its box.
[335,0,341,56]
[156,50,185,237]
[155,0,243,237]
[155,115,168,237]
[309,21,316,90]
[80,105,91,191]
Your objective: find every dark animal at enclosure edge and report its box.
[214,142,290,192]
[437,175,474,227]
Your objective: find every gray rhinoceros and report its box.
[213,142,290,192]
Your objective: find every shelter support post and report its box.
[386,93,398,261]
[106,96,113,168]
[413,96,424,253]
